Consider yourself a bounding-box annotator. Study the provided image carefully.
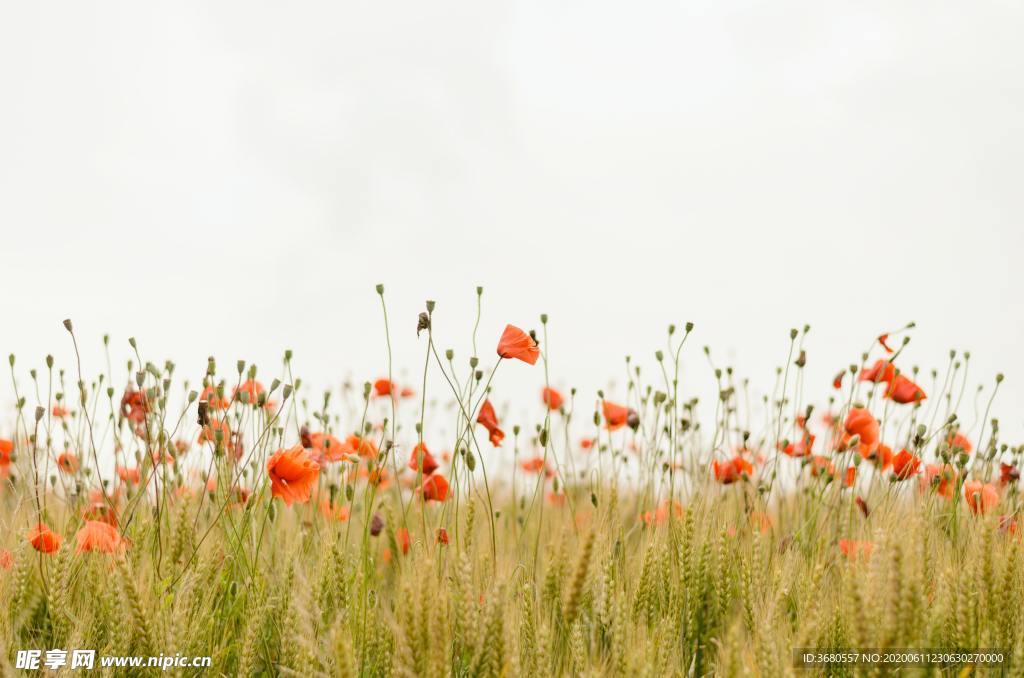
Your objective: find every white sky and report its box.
[2,1,1023,443]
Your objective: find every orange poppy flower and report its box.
[859,359,896,384]
[520,456,548,474]
[399,386,415,398]
[843,466,857,488]
[964,480,1000,515]
[57,451,79,474]
[641,499,684,526]
[496,325,540,365]
[476,400,504,447]
[347,435,378,459]
[542,387,564,411]
[396,527,411,555]
[750,511,773,533]
[120,388,149,426]
[310,433,353,463]
[52,405,69,418]
[890,449,921,480]
[420,474,450,502]
[579,438,594,450]
[83,501,119,526]
[832,371,845,389]
[116,466,141,484]
[839,539,873,561]
[0,549,12,571]
[884,374,927,404]
[877,334,895,354]
[999,516,1018,535]
[408,443,439,475]
[946,431,973,455]
[843,408,879,456]
[920,463,957,499]
[198,418,231,446]
[199,384,229,410]
[781,432,814,458]
[233,379,265,405]
[810,455,835,479]
[546,491,566,506]
[435,528,449,546]
[712,456,753,485]
[865,443,894,470]
[267,445,320,506]
[373,379,394,397]
[28,523,61,554]
[602,401,630,431]
[75,520,125,554]
[319,499,350,522]
[0,438,12,464]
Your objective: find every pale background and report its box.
[2,1,1022,443]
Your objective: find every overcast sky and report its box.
[2,1,1022,442]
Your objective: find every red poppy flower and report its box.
[843,408,879,456]
[520,456,548,474]
[28,523,61,554]
[0,438,12,464]
[844,466,857,488]
[542,387,564,411]
[859,359,896,384]
[946,431,973,455]
[890,449,921,480]
[712,456,753,485]
[267,445,320,506]
[373,379,394,397]
[838,539,873,562]
[419,474,449,502]
[347,435,378,459]
[120,388,149,425]
[884,374,927,404]
[920,463,957,499]
[964,480,1000,515]
[396,527,411,555]
[408,443,438,475]
[579,438,594,450]
[877,334,895,354]
[832,371,845,389]
[496,325,540,365]
[57,451,79,474]
[435,528,450,546]
[116,466,141,484]
[75,521,125,554]
[602,401,630,431]
[476,400,505,447]
[1000,463,1020,487]
[309,433,353,463]
[198,418,231,446]
[855,496,870,517]
[318,500,350,522]
[400,386,415,398]
[781,432,814,458]
[52,405,69,418]
[810,455,834,479]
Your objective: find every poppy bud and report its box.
[685,322,694,333]
[789,328,798,340]
[270,378,281,393]
[997,373,1005,383]
[207,357,216,376]
[668,324,676,335]
[267,502,277,522]
[539,429,548,447]
[540,313,548,324]
[593,411,600,426]
[469,357,478,369]
[46,355,54,368]
[655,350,664,362]
[445,349,454,361]
[346,484,354,501]
[107,387,114,398]
[466,451,476,471]
[475,370,483,381]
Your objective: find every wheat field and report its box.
[1,290,1021,676]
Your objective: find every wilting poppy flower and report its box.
[542,387,564,411]
[964,480,1000,515]
[843,408,879,456]
[267,445,320,506]
[890,449,921,480]
[885,374,927,404]
[116,466,141,484]
[369,514,384,537]
[420,474,449,502]
[28,523,61,554]
[310,433,353,463]
[408,443,439,476]
[373,379,394,397]
[396,527,411,555]
[0,549,12,571]
[832,371,845,389]
[946,431,973,455]
[855,496,870,518]
[921,463,958,500]
[838,539,873,562]
[859,359,896,384]
[1000,463,1020,487]
[496,325,540,365]
[877,334,895,354]
[199,384,229,410]
[712,456,753,485]
[435,528,449,546]
[75,521,125,554]
[52,405,69,418]
[57,451,79,474]
[602,401,631,431]
[120,388,149,426]
[476,400,504,447]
